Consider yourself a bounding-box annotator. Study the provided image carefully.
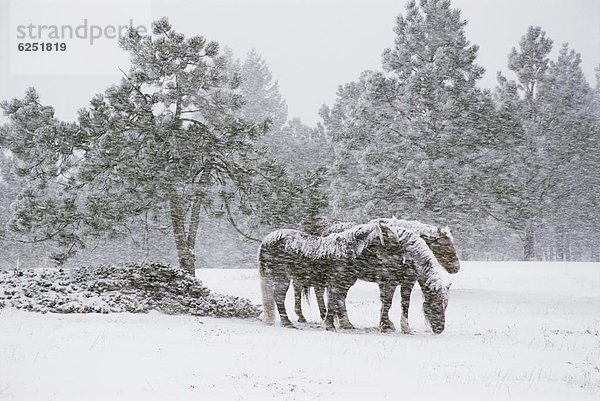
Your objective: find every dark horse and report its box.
[258,221,451,333]
[295,217,460,333]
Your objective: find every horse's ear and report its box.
[437,226,451,237]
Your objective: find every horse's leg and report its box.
[324,285,338,331]
[331,278,356,330]
[379,282,397,332]
[315,286,327,321]
[336,284,356,330]
[400,276,416,334]
[325,283,350,331]
[274,278,294,328]
[293,281,306,323]
[333,292,348,326]
[325,270,356,331]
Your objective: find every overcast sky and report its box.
[1,0,599,126]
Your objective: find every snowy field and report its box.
[1,261,599,401]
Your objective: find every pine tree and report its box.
[239,49,288,132]
[380,0,489,218]
[0,152,18,247]
[323,0,491,226]
[486,28,597,260]
[271,118,331,228]
[232,50,328,230]
[271,118,331,174]
[486,27,554,260]
[581,65,600,261]
[0,19,276,273]
[214,48,328,232]
[320,71,406,220]
[538,44,597,260]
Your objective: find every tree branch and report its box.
[223,200,259,242]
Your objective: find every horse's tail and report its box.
[258,243,276,325]
[301,286,311,308]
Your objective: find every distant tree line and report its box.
[1,0,599,269]
[319,0,600,262]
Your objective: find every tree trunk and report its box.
[555,224,566,261]
[169,193,196,275]
[187,196,203,260]
[591,240,600,263]
[522,224,536,261]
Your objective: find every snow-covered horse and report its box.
[258,221,452,333]
[379,218,458,333]
[258,224,378,328]
[323,221,452,333]
[296,217,459,333]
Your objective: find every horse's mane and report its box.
[262,223,383,260]
[382,224,451,291]
[262,229,300,247]
[324,217,454,242]
[373,217,454,242]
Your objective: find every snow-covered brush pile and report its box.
[0,262,261,318]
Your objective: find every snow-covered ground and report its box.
[1,261,599,400]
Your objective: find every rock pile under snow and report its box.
[0,262,261,318]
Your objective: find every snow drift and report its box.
[0,262,260,318]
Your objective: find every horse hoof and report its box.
[401,327,414,334]
[325,325,336,332]
[380,321,396,332]
[340,323,356,330]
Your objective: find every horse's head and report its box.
[424,226,460,274]
[422,283,451,334]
